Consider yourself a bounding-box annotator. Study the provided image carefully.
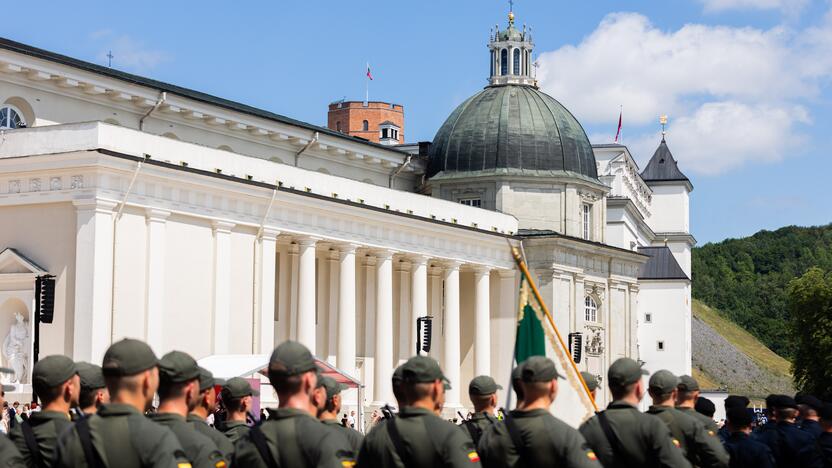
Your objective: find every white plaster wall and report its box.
[111,210,148,342]
[499,184,563,231]
[229,229,256,354]
[647,184,689,233]
[637,281,691,377]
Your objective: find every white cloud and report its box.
[89,30,169,71]
[698,0,808,13]
[536,12,827,175]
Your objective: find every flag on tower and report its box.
[614,106,623,143]
[366,63,373,80]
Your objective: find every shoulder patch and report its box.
[672,438,681,448]
[177,464,192,468]
[341,461,356,467]
[467,451,481,462]
[214,462,227,468]
[707,430,715,436]
[587,450,598,461]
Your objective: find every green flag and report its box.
[515,274,546,363]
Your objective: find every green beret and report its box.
[400,356,449,384]
[607,358,648,389]
[648,370,679,394]
[520,356,562,382]
[677,375,700,392]
[268,341,317,377]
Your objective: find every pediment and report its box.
[0,248,47,275]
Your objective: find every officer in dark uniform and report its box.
[188,367,233,461]
[695,397,717,420]
[818,404,832,467]
[315,376,363,452]
[461,376,501,447]
[0,366,25,467]
[754,395,823,468]
[797,395,824,439]
[723,407,774,468]
[357,355,480,467]
[75,362,109,418]
[675,375,719,435]
[150,350,228,468]
[220,377,258,444]
[719,395,750,443]
[754,394,780,439]
[580,371,598,403]
[477,356,599,468]
[10,355,79,467]
[55,338,191,468]
[580,358,690,468]
[645,370,728,468]
[233,340,356,467]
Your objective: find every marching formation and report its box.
[0,337,829,467]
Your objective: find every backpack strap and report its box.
[462,420,482,446]
[20,421,45,468]
[504,415,533,466]
[249,425,281,468]
[596,410,632,468]
[75,417,103,468]
[386,417,418,468]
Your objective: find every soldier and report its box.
[818,404,832,466]
[150,351,228,468]
[233,340,356,467]
[675,375,719,434]
[10,355,79,467]
[723,407,774,468]
[754,395,823,468]
[477,356,599,468]
[220,377,258,444]
[0,366,25,467]
[188,367,234,461]
[579,358,690,468]
[55,338,191,467]
[462,376,501,447]
[75,362,109,417]
[645,370,728,468]
[580,371,598,402]
[719,395,750,443]
[797,395,823,439]
[391,364,407,409]
[695,397,716,420]
[315,376,363,452]
[510,365,524,410]
[357,355,480,467]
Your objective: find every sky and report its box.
[6,0,832,244]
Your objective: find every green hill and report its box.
[692,224,832,357]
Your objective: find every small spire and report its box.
[508,0,515,26]
[660,114,668,141]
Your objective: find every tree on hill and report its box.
[693,224,832,357]
[787,267,832,397]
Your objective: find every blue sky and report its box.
[6,0,831,244]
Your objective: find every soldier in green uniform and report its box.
[357,355,481,467]
[220,377,257,444]
[315,376,363,452]
[10,355,79,467]
[477,356,600,468]
[233,340,356,467]
[391,364,406,409]
[151,351,228,468]
[510,365,524,410]
[645,370,728,468]
[461,376,501,446]
[579,358,690,468]
[188,367,233,461]
[76,362,109,417]
[580,371,598,403]
[675,375,719,435]
[54,338,192,468]
[0,366,25,467]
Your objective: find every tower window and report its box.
[500,49,508,76]
[645,313,652,323]
[584,296,598,323]
[459,198,482,208]
[513,48,520,75]
[0,106,25,129]
[362,120,369,131]
[657,341,665,351]
[336,121,342,132]
[582,204,591,240]
[381,128,388,139]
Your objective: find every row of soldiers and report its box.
[0,335,828,467]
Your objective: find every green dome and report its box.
[428,85,598,181]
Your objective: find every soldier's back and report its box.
[9,410,73,468]
[477,408,599,468]
[357,407,480,468]
[756,422,823,468]
[724,432,774,468]
[648,406,728,468]
[579,401,691,468]
[54,403,191,468]
[222,421,249,445]
[150,413,227,468]
[321,419,363,453]
[461,413,497,448]
[677,407,718,434]
[818,432,832,468]
[234,408,355,468]
[187,414,235,461]
[0,433,25,468]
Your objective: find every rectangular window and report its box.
[645,313,652,323]
[582,204,591,240]
[657,341,665,351]
[460,198,482,208]
[381,128,389,139]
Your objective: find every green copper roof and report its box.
[428,85,598,180]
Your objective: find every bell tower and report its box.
[488,7,536,86]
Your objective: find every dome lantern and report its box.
[489,7,535,87]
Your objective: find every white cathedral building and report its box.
[0,11,693,420]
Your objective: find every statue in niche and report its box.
[3,312,29,384]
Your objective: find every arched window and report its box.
[513,49,521,75]
[500,49,508,75]
[335,121,342,132]
[362,120,369,131]
[490,50,495,77]
[585,296,598,322]
[0,106,25,129]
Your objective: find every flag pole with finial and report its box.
[660,114,668,141]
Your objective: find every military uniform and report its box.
[150,413,227,468]
[462,376,502,447]
[0,433,26,467]
[724,432,774,468]
[222,421,249,444]
[755,421,824,468]
[819,432,832,468]
[317,376,363,453]
[221,378,258,444]
[677,407,719,434]
[462,412,497,448]
[188,414,235,461]
[801,418,823,439]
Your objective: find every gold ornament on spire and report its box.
[508,0,515,26]
[660,115,668,136]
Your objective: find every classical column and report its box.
[327,250,339,364]
[276,238,292,342]
[397,261,411,364]
[473,266,491,377]
[495,269,517,400]
[145,208,170,354]
[73,199,116,363]
[256,229,279,354]
[443,261,461,408]
[296,237,318,350]
[373,249,394,405]
[337,244,358,377]
[410,256,428,356]
[212,221,234,354]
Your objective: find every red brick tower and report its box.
[327,101,404,145]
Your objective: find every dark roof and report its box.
[637,246,689,280]
[0,37,406,155]
[428,84,598,181]
[640,138,689,183]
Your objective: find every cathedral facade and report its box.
[0,11,691,422]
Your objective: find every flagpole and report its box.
[510,245,598,410]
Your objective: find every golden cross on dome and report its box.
[660,115,668,137]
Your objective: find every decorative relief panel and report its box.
[29,178,41,192]
[584,325,605,356]
[70,175,84,189]
[9,180,20,193]
[50,177,62,191]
